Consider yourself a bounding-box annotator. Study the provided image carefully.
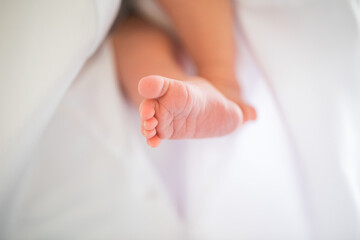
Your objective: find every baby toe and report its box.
[139,99,156,120]
[147,135,161,148]
[142,128,157,139]
[143,117,158,130]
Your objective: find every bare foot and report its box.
[138,75,243,147]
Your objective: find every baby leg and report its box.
[112,16,243,147]
[155,0,257,122]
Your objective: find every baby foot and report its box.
[138,75,243,147]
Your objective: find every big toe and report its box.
[138,75,169,99]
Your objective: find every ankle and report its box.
[197,65,237,84]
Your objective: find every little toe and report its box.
[143,117,158,130]
[139,99,156,120]
[147,135,161,148]
[138,75,170,99]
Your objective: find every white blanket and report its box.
[7,36,309,239]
